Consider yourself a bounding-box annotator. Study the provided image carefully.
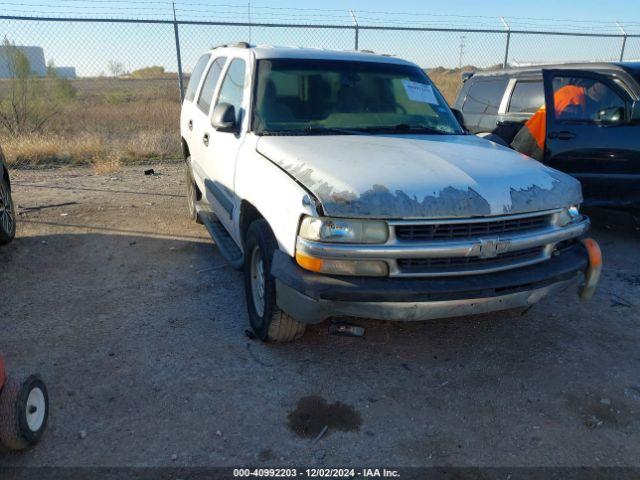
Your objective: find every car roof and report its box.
[207,44,415,66]
[469,61,640,79]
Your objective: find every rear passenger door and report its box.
[190,56,227,198]
[181,53,210,166]
[459,76,509,134]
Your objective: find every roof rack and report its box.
[212,42,251,50]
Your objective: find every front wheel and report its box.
[243,219,306,342]
[0,375,49,451]
[0,174,16,245]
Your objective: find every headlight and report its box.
[298,216,388,244]
[557,205,582,227]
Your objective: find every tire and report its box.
[185,158,202,224]
[0,375,49,451]
[0,173,16,245]
[243,219,306,342]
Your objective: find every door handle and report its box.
[188,119,193,131]
[202,133,209,146]
[548,131,576,140]
[496,120,517,127]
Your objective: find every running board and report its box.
[196,206,244,270]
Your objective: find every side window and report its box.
[184,54,210,102]
[462,78,508,114]
[508,81,544,113]
[551,76,626,124]
[215,59,247,125]
[197,57,226,114]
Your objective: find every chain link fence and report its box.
[0,14,637,171]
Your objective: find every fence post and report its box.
[501,17,510,68]
[173,2,185,102]
[350,10,359,50]
[617,22,627,61]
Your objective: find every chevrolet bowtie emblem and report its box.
[477,238,511,259]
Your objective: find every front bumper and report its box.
[271,244,592,324]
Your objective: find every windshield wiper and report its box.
[359,124,452,135]
[259,126,364,136]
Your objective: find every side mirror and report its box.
[212,103,238,132]
[451,108,466,130]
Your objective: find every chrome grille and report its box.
[397,246,544,275]
[394,214,551,241]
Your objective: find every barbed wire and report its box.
[2,0,638,34]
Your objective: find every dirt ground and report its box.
[0,163,639,468]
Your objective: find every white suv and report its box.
[180,44,601,342]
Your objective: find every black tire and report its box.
[243,219,306,342]
[0,375,49,451]
[0,173,16,245]
[185,158,202,224]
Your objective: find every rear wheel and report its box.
[0,375,49,451]
[0,174,16,245]
[185,159,201,224]
[243,219,306,342]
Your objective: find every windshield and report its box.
[252,59,463,135]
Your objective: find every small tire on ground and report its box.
[0,375,49,451]
[0,173,16,245]
[185,158,202,224]
[243,219,306,342]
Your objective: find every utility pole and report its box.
[458,34,466,68]
[172,1,184,102]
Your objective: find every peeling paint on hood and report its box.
[256,134,582,219]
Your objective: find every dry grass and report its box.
[1,77,181,169]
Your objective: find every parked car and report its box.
[181,45,601,342]
[0,145,16,245]
[453,62,640,207]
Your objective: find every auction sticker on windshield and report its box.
[401,80,438,104]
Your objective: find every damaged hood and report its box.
[256,134,582,218]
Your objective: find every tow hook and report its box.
[579,238,602,301]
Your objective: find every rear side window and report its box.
[508,81,544,113]
[462,78,508,114]
[184,54,210,102]
[215,58,247,125]
[197,57,227,114]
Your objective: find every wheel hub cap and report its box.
[0,183,14,235]
[25,387,46,432]
[250,245,266,316]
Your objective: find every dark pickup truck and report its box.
[454,62,640,207]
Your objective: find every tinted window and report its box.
[197,57,226,114]
[215,59,247,125]
[184,54,210,102]
[508,81,544,113]
[462,78,508,114]
[551,75,626,124]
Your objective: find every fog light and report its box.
[295,252,388,276]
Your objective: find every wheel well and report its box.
[239,201,264,248]
[181,138,190,160]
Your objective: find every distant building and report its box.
[52,66,77,79]
[0,45,47,78]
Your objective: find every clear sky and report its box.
[1,0,639,76]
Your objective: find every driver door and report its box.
[542,69,640,205]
